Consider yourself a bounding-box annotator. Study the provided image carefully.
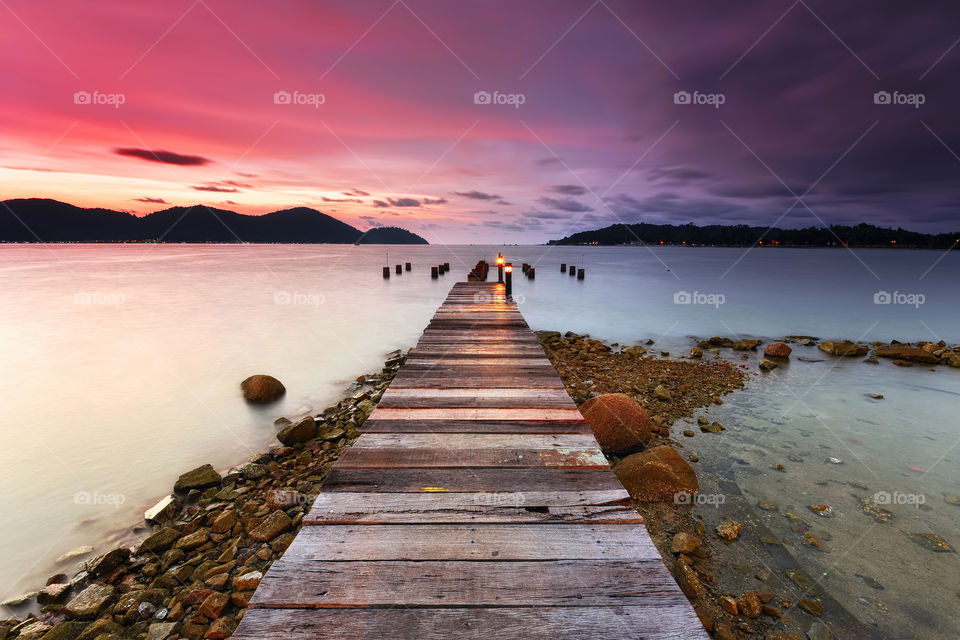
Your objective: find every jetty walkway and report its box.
[233,280,708,639]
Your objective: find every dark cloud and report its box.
[388,197,421,207]
[524,210,568,220]
[422,197,447,205]
[538,196,592,213]
[115,148,210,166]
[359,215,383,227]
[343,188,370,196]
[647,167,713,183]
[322,196,363,203]
[372,200,389,208]
[133,197,168,204]
[453,190,502,201]
[550,185,588,195]
[191,184,239,193]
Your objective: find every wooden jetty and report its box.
[233,281,708,639]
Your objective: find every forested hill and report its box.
[549,222,958,249]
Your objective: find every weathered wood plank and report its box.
[280,524,659,560]
[304,491,640,524]
[233,607,708,640]
[369,408,581,421]
[337,446,607,469]
[351,434,597,450]
[360,419,590,434]
[322,468,626,493]
[250,559,687,608]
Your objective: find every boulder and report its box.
[144,494,180,524]
[653,385,672,401]
[759,359,779,371]
[277,416,316,445]
[872,346,940,364]
[624,345,647,358]
[64,583,116,619]
[85,547,130,576]
[764,342,792,358]
[248,510,292,542]
[817,341,868,357]
[173,464,221,493]
[579,393,654,456]
[689,347,703,358]
[612,446,698,502]
[733,339,762,351]
[240,374,286,403]
[698,337,733,348]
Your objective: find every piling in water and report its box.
[383,266,390,278]
[577,268,584,280]
[560,263,566,272]
[405,262,411,271]
[431,266,439,279]
[528,267,535,279]
[569,266,576,276]
[396,264,402,274]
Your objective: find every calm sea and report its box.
[1,244,957,637]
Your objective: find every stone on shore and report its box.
[36,581,71,605]
[759,359,779,371]
[145,622,178,640]
[85,547,130,576]
[698,337,733,348]
[276,416,316,445]
[764,342,792,358]
[716,519,742,541]
[55,545,94,564]
[613,446,698,502]
[733,339,762,351]
[624,345,647,358]
[64,583,115,619]
[248,510,292,542]
[873,346,940,364]
[144,494,180,524]
[689,347,703,358]
[671,532,701,554]
[579,393,653,455]
[173,464,221,493]
[817,341,868,357]
[240,374,286,403]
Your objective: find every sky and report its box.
[2,0,959,243]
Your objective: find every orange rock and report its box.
[580,393,654,455]
[764,342,792,358]
[613,446,699,502]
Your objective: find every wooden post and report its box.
[395,264,402,274]
[382,266,390,278]
[431,266,438,279]
[560,263,566,272]
[577,268,584,280]
[505,263,513,299]
[569,266,576,276]
[497,253,504,283]
[405,262,411,271]
[528,267,535,279]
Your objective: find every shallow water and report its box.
[0,244,957,637]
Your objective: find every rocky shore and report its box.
[537,331,886,640]
[0,350,407,640]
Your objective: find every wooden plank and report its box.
[233,607,708,640]
[381,388,571,399]
[337,447,607,469]
[304,491,641,524]
[369,408,582,421]
[250,559,687,608]
[322,468,626,493]
[281,524,659,560]
[351,434,597,449]
[360,419,590,434]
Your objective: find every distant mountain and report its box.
[550,222,958,249]
[0,199,428,244]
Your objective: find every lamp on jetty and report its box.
[497,253,504,282]
[504,263,513,299]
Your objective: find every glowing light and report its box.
[505,265,512,273]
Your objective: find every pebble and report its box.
[716,520,742,541]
